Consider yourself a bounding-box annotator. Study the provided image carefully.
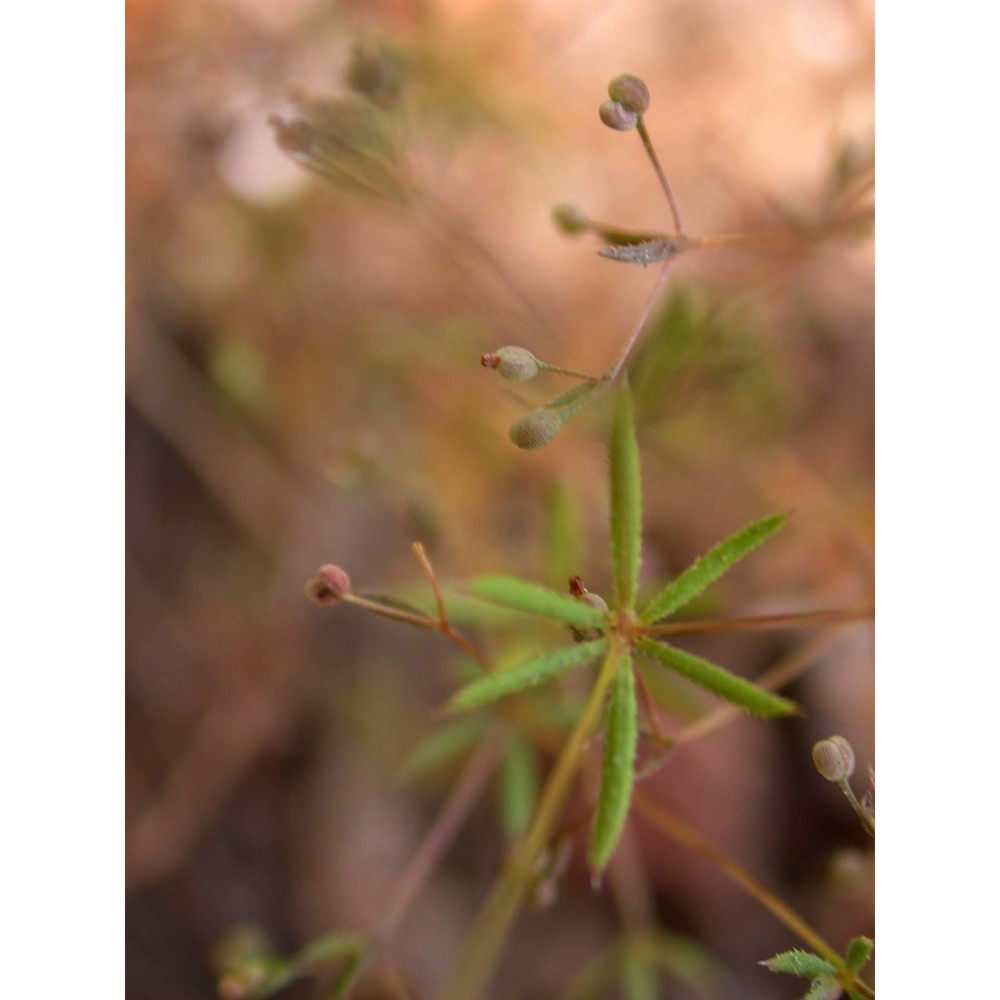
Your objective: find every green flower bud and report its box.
[509,409,562,450]
[607,74,650,113]
[812,735,856,782]
[305,564,352,605]
[552,202,590,236]
[599,99,638,131]
[481,346,541,382]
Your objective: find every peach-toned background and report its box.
[126,2,873,997]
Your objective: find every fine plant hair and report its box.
[217,56,874,1000]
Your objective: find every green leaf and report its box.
[396,716,488,785]
[802,974,843,1000]
[638,639,797,717]
[544,379,607,415]
[760,950,836,979]
[844,936,874,972]
[499,733,540,840]
[640,513,786,623]
[466,575,608,629]
[448,640,608,713]
[609,390,642,613]
[589,651,638,875]
[296,933,367,968]
[846,989,868,1000]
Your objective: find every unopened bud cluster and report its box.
[599,74,650,132]
[305,564,352,605]
[812,735,856,782]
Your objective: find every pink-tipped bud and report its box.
[812,735,856,782]
[599,100,638,131]
[607,74,650,113]
[509,409,562,450]
[305,564,352,605]
[482,345,541,382]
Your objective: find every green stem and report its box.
[838,779,876,838]
[438,643,626,1000]
[635,117,684,236]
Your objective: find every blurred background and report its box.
[126,1,873,997]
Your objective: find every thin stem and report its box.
[636,606,874,638]
[635,117,684,236]
[606,259,675,382]
[632,795,838,967]
[438,643,626,1000]
[632,794,875,998]
[412,541,447,625]
[342,591,493,675]
[377,733,504,942]
[631,662,668,745]
[342,592,438,628]
[837,779,876,838]
[539,362,602,381]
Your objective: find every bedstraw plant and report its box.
[217,62,874,1000]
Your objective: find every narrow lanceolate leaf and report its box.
[760,950,836,979]
[589,652,638,875]
[638,639,797,717]
[466,575,607,630]
[498,733,540,841]
[639,513,787,624]
[609,390,642,613]
[448,639,607,713]
[844,936,874,972]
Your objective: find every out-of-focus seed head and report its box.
[552,202,590,236]
[812,735,856,782]
[509,409,563,450]
[599,100,639,131]
[305,564,352,605]
[607,74,650,113]
[268,97,409,201]
[346,40,406,108]
[482,346,540,382]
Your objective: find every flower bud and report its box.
[509,409,562,450]
[812,735,856,782]
[599,100,638,131]
[305,564,352,605]
[552,202,590,235]
[481,346,541,382]
[607,74,650,113]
